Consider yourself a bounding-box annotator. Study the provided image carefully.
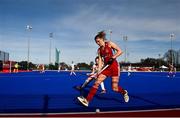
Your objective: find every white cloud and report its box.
[53,5,180,43]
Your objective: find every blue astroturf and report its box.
[0,71,180,113]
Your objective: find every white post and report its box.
[170,33,175,66]
[109,30,112,41]
[9,61,12,73]
[123,35,128,63]
[26,25,32,70]
[49,32,53,66]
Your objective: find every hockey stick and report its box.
[90,64,109,78]
[75,64,110,91]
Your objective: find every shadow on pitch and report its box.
[73,85,124,105]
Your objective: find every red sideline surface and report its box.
[0,108,180,117]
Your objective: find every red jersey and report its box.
[99,42,114,64]
[98,42,119,77]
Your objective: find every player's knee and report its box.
[112,86,118,92]
[112,82,118,92]
[93,82,101,88]
[92,84,99,89]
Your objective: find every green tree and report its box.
[163,49,178,66]
[59,62,69,70]
[77,63,91,70]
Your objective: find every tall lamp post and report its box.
[170,33,175,66]
[109,30,112,41]
[26,25,32,70]
[49,32,53,67]
[123,35,128,63]
[158,54,161,68]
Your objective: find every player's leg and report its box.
[77,74,106,107]
[76,77,94,90]
[112,76,129,103]
[73,71,76,75]
[81,77,94,88]
[100,82,106,93]
[86,74,106,101]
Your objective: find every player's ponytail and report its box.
[94,30,106,41]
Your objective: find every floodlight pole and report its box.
[109,30,112,41]
[170,33,175,66]
[26,25,32,70]
[123,35,128,63]
[158,54,161,68]
[49,33,53,66]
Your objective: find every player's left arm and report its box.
[109,41,123,59]
[97,48,103,71]
[90,65,96,75]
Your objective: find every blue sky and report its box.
[0,0,179,65]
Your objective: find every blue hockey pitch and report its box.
[0,71,179,113]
